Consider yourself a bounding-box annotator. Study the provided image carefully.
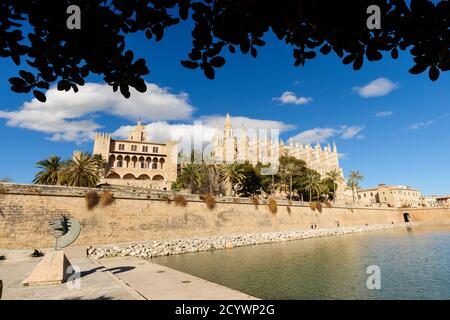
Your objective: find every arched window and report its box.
[141,162,146,169]
[117,161,123,168]
[152,162,157,169]
[153,146,159,153]
[131,145,137,152]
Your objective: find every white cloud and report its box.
[289,128,338,144]
[0,82,194,143]
[289,125,365,144]
[340,125,365,139]
[338,153,349,160]
[409,114,448,130]
[353,78,399,98]
[272,91,313,105]
[375,111,393,118]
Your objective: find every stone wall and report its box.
[1,183,449,249]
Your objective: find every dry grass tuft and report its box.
[174,194,188,207]
[251,196,259,208]
[100,191,114,207]
[267,198,277,214]
[203,194,216,210]
[85,191,100,210]
[309,201,316,211]
[316,201,323,213]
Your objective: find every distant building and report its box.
[435,195,450,207]
[93,120,177,190]
[358,184,422,208]
[419,195,439,207]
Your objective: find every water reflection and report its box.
[153,226,450,299]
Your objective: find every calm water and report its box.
[153,226,450,299]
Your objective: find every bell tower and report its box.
[128,118,149,142]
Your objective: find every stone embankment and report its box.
[88,223,410,260]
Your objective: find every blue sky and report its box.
[0,22,449,195]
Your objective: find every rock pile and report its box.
[88,223,408,260]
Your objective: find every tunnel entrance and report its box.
[403,212,411,222]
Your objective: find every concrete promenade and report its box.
[0,246,255,300]
[100,256,256,300]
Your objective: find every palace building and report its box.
[93,120,177,190]
[358,184,422,208]
[212,113,342,177]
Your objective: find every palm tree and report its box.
[33,155,64,185]
[347,170,364,205]
[177,163,204,194]
[202,155,220,195]
[303,171,322,202]
[205,163,220,195]
[92,154,111,178]
[219,163,245,196]
[326,169,344,201]
[285,161,298,201]
[59,151,101,187]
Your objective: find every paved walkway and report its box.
[100,256,256,300]
[0,247,139,300]
[0,247,255,300]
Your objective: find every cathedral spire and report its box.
[225,113,232,128]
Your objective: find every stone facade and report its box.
[435,195,450,207]
[93,120,177,190]
[1,183,449,249]
[420,195,439,207]
[211,113,342,177]
[358,184,422,208]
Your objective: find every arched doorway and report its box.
[152,174,164,181]
[403,212,411,222]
